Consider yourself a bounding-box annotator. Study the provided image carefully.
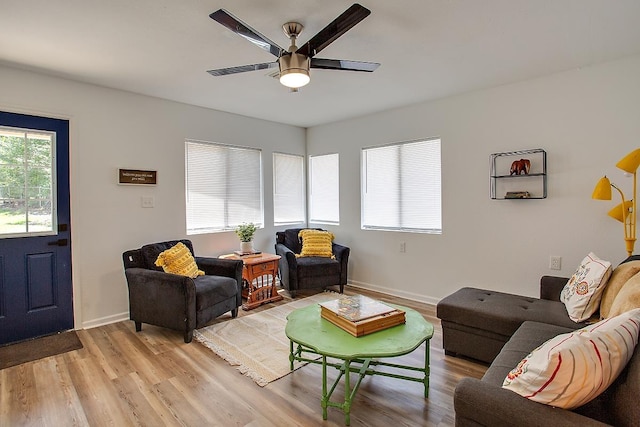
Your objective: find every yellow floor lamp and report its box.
[592,148,640,257]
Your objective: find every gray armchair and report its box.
[122,239,243,343]
[275,228,350,297]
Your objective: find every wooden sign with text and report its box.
[118,169,157,185]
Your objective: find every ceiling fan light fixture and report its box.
[279,54,310,88]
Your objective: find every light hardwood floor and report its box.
[0,287,486,426]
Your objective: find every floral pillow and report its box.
[560,252,611,322]
[502,308,640,409]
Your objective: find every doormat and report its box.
[194,292,340,386]
[0,330,83,370]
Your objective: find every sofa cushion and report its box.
[481,321,573,386]
[297,229,335,258]
[155,242,204,279]
[295,256,340,279]
[600,260,640,318]
[194,275,238,311]
[437,287,585,338]
[607,330,640,427]
[502,308,640,410]
[283,228,304,253]
[608,271,640,318]
[560,252,611,322]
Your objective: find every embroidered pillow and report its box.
[155,242,204,278]
[560,252,612,322]
[502,308,640,409]
[296,229,335,259]
[600,260,640,318]
[608,272,640,318]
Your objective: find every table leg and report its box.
[289,340,294,370]
[424,339,430,398]
[344,359,351,426]
[322,355,328,420]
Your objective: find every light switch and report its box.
[141,196,154,208]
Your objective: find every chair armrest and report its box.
[332,243,350,286]
[196,257,243,279]
[332,243,349,262]
[124,268,197,330]
[125,268,195,294]
[454,378,609,427]
[275,243,297,266]
[275,243,298,291]
[540,275,569,301]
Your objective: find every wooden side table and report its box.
[225,253,283,310]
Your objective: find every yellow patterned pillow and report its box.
[296,229,335,259]
[155,242,204,278]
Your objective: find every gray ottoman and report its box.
[437,287,584,364]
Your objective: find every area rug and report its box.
[194,292,340,386]
[0,330,83,370]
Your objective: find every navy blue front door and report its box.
[0,111,72,345]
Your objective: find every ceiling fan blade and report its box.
[207,62,279,76]
[296,3,371,58]
[311,58,379,72]
[210,9,284,58]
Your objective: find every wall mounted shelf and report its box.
[490,149,547,199]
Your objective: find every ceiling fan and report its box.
[207,3,380,90]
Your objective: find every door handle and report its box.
[48,239,68,247]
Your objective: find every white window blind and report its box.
[362,138,441,233]
[185,140,263,234]
[309,153,339,224]
[273,152,305,226]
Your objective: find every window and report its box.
[185,140,263,234]
[361,138,441,233]
[309,153,339,224]
[0,126,55,237]
[273,152,305,225]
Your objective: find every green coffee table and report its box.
[285,303,434,426]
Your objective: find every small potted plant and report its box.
[235,222,257,253]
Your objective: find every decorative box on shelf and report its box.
[490,149,547,200]
[319,295,405,337]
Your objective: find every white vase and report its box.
[240,241,253,254]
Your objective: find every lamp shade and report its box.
[607,200,633,223]
[616,148,640,174]
[592,176,612,200]
[279,53,310,89]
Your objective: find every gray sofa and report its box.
[454,320,640,426]
[438,271,640,426]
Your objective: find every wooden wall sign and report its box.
[118,169,157,185]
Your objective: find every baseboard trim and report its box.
[82,312,129,330]
[347,280,440,306]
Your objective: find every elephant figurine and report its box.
[510,158,531,175]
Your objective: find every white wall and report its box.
[2,54,639,328]
[307,54,640,304]
[0,65,306,328]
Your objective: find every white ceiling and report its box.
[2,1,640,128]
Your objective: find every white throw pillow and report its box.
[502,308,640,409]
[560,252,612,322]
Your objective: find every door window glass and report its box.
[0,126,56,237]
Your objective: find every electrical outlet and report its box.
[141,196,155,208]
[400,242,406,253]
[549,256,562,270]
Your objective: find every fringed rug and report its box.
[194,292,340,386]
